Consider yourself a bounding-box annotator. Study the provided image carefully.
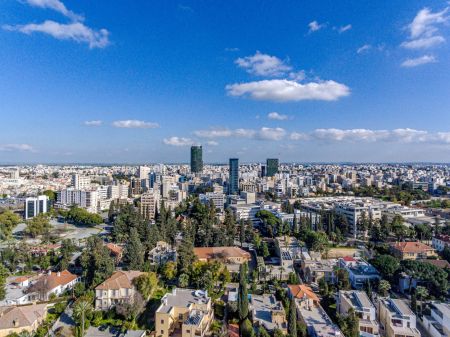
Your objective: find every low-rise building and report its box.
[378,298,420,337]
[193,247,250,272]
[0,276,39,307]
[301,258,337,284]
[422,302,450,337]
[250,294,287,333]
[390,241,437,260]
[432,235,450,252]
[155,288,213,337]
[148,241,177,266]
[337,290,379,337]
[0,304,47,337]
[95,270,143,310]
[28,270,79,301]
[338,256,380,289]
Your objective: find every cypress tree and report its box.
[238,262,249,321]
[288,297,297,337]
[124,227,145,270]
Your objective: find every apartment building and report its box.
[140,190,160,220]
[378,298,420,337]
[57,188,99,213]
[337,290,379,337]
[199,192,225,211]
[432,235,450,252]
[148,241,176,266]
[95,270,143,310]
[155,288,213,337]
[71,174,91,190]
[422,302,450,337]
[389,241,437,260]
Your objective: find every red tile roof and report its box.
[390,241,434,253]
[288,284,320,302]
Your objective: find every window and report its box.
[179,314,183,319]
[161,331,164,334]
[161,320,164,324]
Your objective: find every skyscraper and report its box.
[190,145,203,173]
[266,158,279,177]
[229,158,239,195]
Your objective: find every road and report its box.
[50,302,75,337]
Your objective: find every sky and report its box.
[1,0,450,164]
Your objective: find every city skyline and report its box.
[2,1,450,163]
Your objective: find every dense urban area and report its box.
[1,149,450,337]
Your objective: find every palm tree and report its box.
[415,286,429,315]
[73,299,93,337]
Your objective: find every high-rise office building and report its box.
[266,158,279,177]
[190,145,203,173]
[25,195,49,219]
[229,158,239,195]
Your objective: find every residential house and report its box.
[148,241,177,266]
[378,298,420,337]
[432,235,450,252]
[95,270,143,310]
[0,276,39,307]
[422,302,450,337]
[289,284,343,337]
[337,290,379,337]
[28,270,79,301]
[155,288,213,337]
[390,241,437,260]
[301,258,337,284]
[193,247,250,273]
[338,256,380,289]
[250,294,287,334]
[0,304,47,337]
[105,243,124,264]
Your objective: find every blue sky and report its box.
[1,0,450,164]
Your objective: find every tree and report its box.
[304,230,329,253]
[73,299,92,337]
[415,286,429,315]
[336,269,351,290]
[124,227,145,270]
[378,280,391,296]
[177,238,196,275]
[223,209,237,246]
[261,242,270,258]
[240,318,254,337]
[178,273,189,288]
[59,239,76,271]
[0,210,21,239]
[80,236,114,288]
[338,308,359,337]
[288,298,297,337]
[0,264,8,300]
[370,255,400,281]
[133,272,158,300]
[400,260,448,298]
[162,261,177,281]
[115,292,145,321]
[25,213,51,238]
[410,292,417,313]
[43,190,57,201]
[238,263,249,322]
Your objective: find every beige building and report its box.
[337,290,379,337]
[155,288,213,337]
[378,298,420,337]
[95,270,143,310]
[390,241,437,260]
[0,304,47,337]
[250,294,287,333]
[193,247,251,265]
[140,190,159,220]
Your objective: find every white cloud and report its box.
[206,141,219,146]
[401,35,445,49]
[288,70,306,81]
[226,79,350,102]
[308,20,325,32]
[24,0,83,21]
[235,51,292,77]
[401,7,449,50]
[84,120,102,126]
[408,7,448,39]
[0,144,35,152]
[338,24,352,33]
[258,127,286,140]
[194,127,286,141]
[357,44,371,54]
[4,20,110,48]
[401,55,436,67]
[163,137,194,146]
[112,120,159,128]
[289,128,450,144]
[268,112,289,120]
